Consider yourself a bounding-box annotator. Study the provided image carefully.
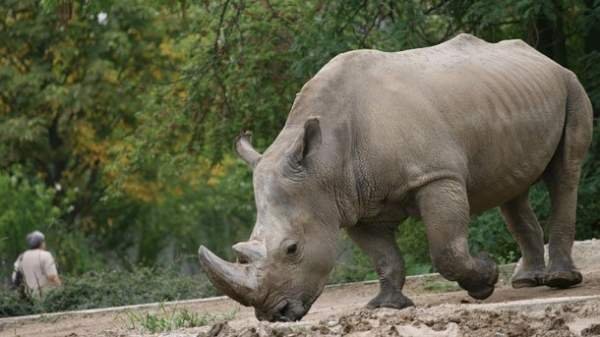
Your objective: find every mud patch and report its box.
[581,323,600,337]
[200,302,600,337]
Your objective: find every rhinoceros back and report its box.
[289,34,573,214]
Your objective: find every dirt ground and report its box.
[1,240,599,337]
[200,301,600,337]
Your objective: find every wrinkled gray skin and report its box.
[198,34,593,322]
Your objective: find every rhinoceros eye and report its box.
[286,242,298,255]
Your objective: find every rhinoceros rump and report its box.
[199,34,593,322]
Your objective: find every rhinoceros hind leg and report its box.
[544,270,583,289]
[542,161,586,289]
[542,73,592,289]
[500,191,546,288]
[347,223,414,310]
[417,179,499,300]
[542,168,585,290]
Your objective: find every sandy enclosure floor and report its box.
[1,240,599,337]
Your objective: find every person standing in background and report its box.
[12,230,61,297]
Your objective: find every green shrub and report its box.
[0,168,61,274]
[329,219,433,285]
[0,267,215,317]
[0,168,105,276]
[329,235,378,284]
[397,218,433,275]
[0,289,38,317]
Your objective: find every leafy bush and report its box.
[0,267,215,317]
[0,168,61,275]
[397,218,433,275]
[0,289,35,317]
[0,168,105,276]
[329,235,378,284]
[330,219,432,285]
[576,122,600,240]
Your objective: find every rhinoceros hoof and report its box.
[463,254,499,300]
[544,270,583,289]
[366,292,415,310]
[511,270,545,289]
[467,285,495,300]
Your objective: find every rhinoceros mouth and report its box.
[256,299,310,322]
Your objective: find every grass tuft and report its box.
[121,304,237,333]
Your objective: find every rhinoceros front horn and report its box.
[198,246,258,306]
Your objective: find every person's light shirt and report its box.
[20,249,59,296]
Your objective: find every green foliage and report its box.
[0,267,215,317]
[330,219,432,284]
[329,235,378,284]
[93,156,254,268]
[0,289,33,317]
[576,121,600,239]
[422,280,461,293]
[397,219,433,275]
[0,168,105,276]
[468,209,519,264]
[0,0,175,241]
[0,169,60,272]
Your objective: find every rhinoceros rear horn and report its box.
[198,246,258,306]
[235,131,262,169]
[233,240,266,263]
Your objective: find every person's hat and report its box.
[26,230,45,249]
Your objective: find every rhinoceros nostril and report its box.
[268,300,290,322]
[278,302,289,318]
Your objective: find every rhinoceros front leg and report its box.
[417,179,499,300]
[500,190,546,288]
[347,223,415,310]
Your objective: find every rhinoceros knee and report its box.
[430,248,465,281]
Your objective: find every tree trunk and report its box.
[584,0,600,54]
[530,0,567,66]
[584,0,600,118]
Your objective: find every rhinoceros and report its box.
[198,33,593,322]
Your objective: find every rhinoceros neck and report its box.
[268,55,397,227]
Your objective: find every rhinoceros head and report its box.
[199,118,340,322]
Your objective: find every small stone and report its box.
[206,322,230,337]
[582,323,600,337]
[548,317,566,330]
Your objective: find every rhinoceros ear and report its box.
[290,117,322,166]
[235,131,262,169]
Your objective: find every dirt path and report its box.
[2,269,599,337]
[1,240,599,337]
